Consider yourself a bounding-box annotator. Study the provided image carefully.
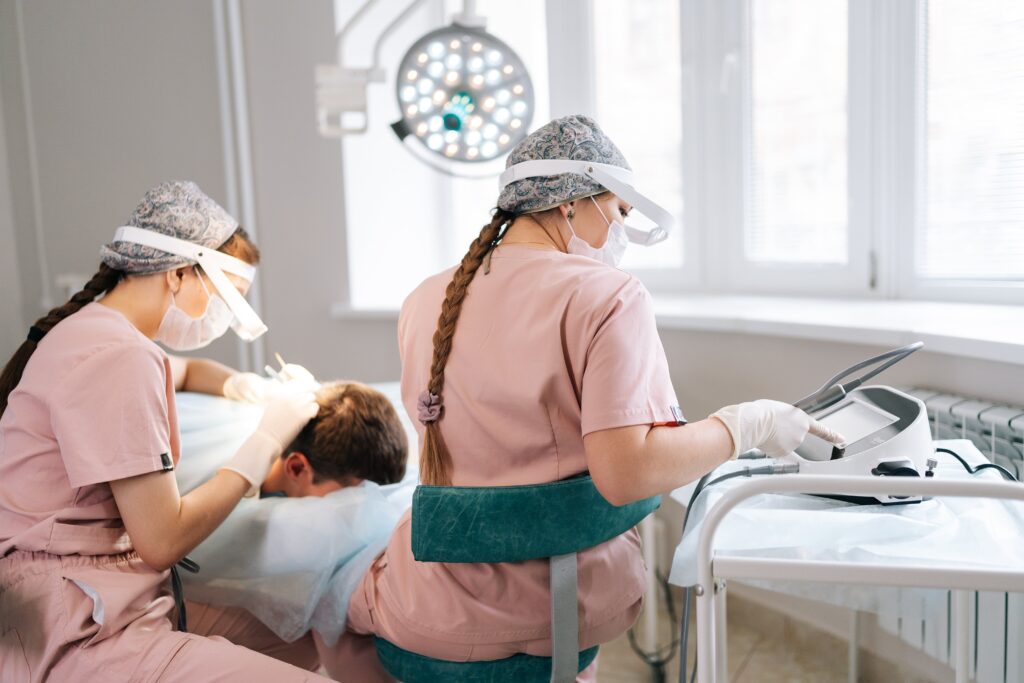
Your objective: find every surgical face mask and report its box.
[155,269,234,351]
[563,197,628,267]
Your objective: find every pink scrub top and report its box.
[390,244,681,644]
[0,302,180,557]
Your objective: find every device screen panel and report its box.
[818,399,899,446]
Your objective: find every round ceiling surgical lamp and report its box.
[390,23,534,174]
[317,0,534,177]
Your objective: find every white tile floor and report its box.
[597,589,854,683]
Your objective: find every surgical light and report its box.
[317,0,534,177]
[390,23,534,167]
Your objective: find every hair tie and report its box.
[27,326,46,343]
[417,390,443,425]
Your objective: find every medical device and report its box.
[782,342,933,504]
[673,343,1016,681]
[683,342,932,537]
[786,385,933,503]
[677,345,927,680]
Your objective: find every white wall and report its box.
[238,0,400,380]
[0,0,37,357]
[1,0,1023,405]
[0,0,400,379]
[0,0,236,360]
[0,70,24,356]
[660,330,1024,418]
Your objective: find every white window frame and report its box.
[546,0,701,291]
[700,0,875,297]
[559,0,1024,305]
[894,0,1024,306]
[554,0,874,297]
[335,0,1024,311]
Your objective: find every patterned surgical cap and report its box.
[496,114,631,215]
[100,180,238,274]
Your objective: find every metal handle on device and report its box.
[793,342,924,414]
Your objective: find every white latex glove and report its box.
[219,391,319,496]
[222,372,275,404]
[222,365,320,405]
[278,363,318,390]
[710,399,846,459]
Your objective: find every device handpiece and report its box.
[794,384,847,413]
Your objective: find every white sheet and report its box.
[669,440,1024,620]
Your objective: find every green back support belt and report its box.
[380,474,659,683]
[412,474,660,563]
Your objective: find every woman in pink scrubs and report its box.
[319,117,843,681]
[0,181,332,682]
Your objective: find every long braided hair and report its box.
[0,265,123,418]
[0,228,260,419]
[420,208,516,486]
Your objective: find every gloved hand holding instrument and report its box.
[222,352,320,405]
[711,399,847,459]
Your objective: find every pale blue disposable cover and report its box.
[174,390,418,642]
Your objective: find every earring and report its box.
[567,210,575,220]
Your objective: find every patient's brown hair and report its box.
[286,381,408,485]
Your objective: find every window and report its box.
[745,0,848,266]
[592,0,685,271]
[338,0,1024,310]
[717,0,867,295]
[916,0,1024,281]
[672,0,1020,301]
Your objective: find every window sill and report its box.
[652,295,1024,366]
[332,296,1024,366]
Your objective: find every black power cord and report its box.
[673,464,795,683]
[674,470,713,683]
[622,464,790,683]
[625,474,717,683]
[626,568,681,683]
[935,446,1019,482]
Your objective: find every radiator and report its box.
[878,388,1024,683]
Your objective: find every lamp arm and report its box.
[371,0,435,76]
[336,0,381,66]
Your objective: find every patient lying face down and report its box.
[260,381,408,498]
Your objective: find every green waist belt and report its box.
[374,473,659,683]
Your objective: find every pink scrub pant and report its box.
[0,550,331,682]
[313,553,642,683]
